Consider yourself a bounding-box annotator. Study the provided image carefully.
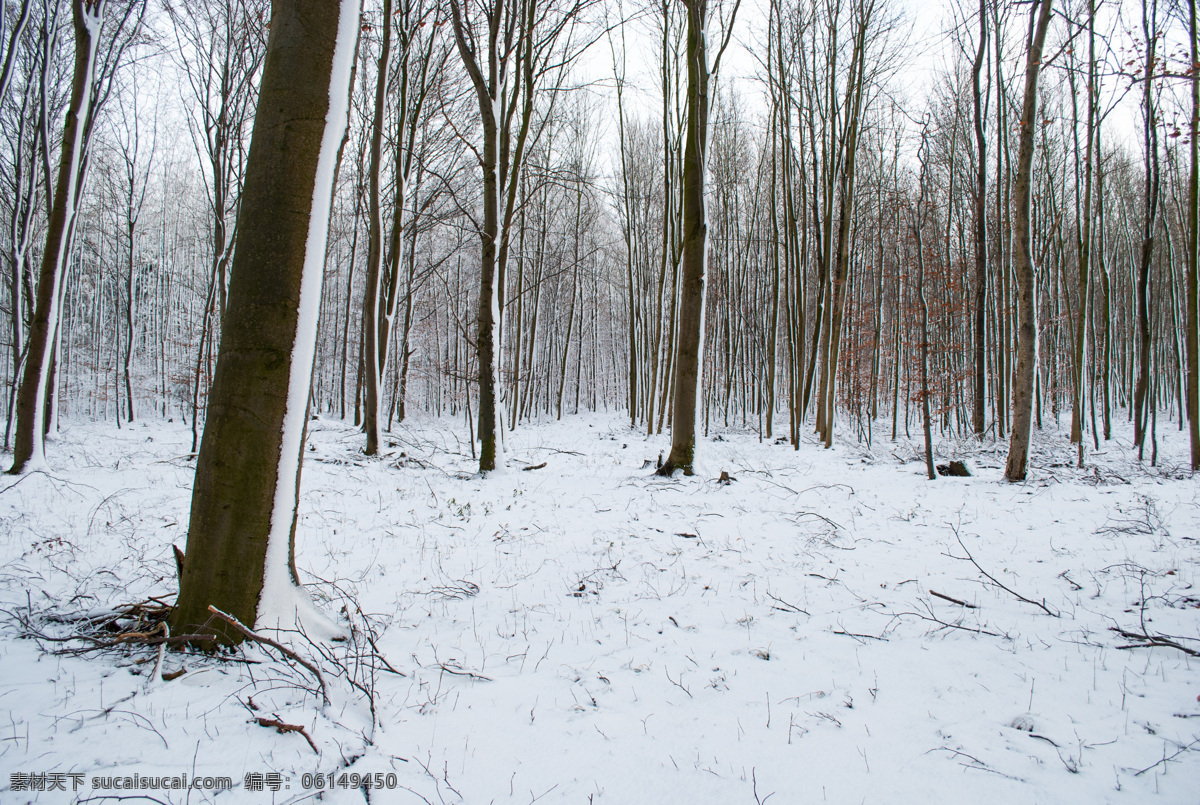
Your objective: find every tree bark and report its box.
[1070,0,1096,467]
[170,0,360,643]
[971,0,988,437]
[1187,0,1199,471]
[1133,0,1159,457]
[361,0,392,456]
[1004,0,1053,482]
[659,0,712,476]
[8,0,101,474]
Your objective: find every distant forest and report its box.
[1,0,1198,480]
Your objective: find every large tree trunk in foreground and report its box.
[1004,0,1053,482]
[171,0,360,644]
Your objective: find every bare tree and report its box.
[658,0,740,475]
[1133,0,1161,457]
[171,0,361,643]
[163,0,268,451]
[1069,0,1097,466]
[2,0,62,448]
[1187,0,1199,471]
[914,117,935,480]
[814,0,878,449]
[969,0,988,437]
[8,0,147,475]
[1004,0,1053,482]
[361,0,442,456]
[110,77,156,424]
[0,2,32,107]
[448,0,593,472]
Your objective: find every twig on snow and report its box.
[255,716,319,754]
[437,662,492,681]
[950,525,1059,617]
[1110,627,1200,657]
[832,630,888,642]
[206,605,328,703]
[766,592,809,615]
[887,601,1005,638]
[665,667,693,698]
[929,590,977,609]
[751,767,774,804]
[1132,736,1200,776]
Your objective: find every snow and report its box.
[257,0,362,636]
[1,413,1198,803]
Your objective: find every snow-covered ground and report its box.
[1,413,1197,803]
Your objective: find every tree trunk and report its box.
[8,0,101,474]
[819,2,871,448]
[659,0,712,476]
[1134,0,1159,456]
[971,0,988,437]
[915,121,935,481]
[1070,0,1096,467]
[361,0,392,457]
[1004,0,1053,482]
[1187,0,1199,471]
[170,0,360,643]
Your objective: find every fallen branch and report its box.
[437,662,492,681]
[8,606,215,654]
[930,590,977,609]
[767,592,809,615]
[206,605,328,702]
[1111,626,1200,657]
[832,630,887,641]
[926,747,1024,782]
[951,526,1058,617]
[255,716,319,754]
[888,603,1005,638]
[1133,736,1200,776]
[790,511,844,532]
[522,462,547,471]
[1057,571,1083,591]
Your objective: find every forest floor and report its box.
[0,412,1198,804]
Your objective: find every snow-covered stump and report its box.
[170,0,361,645]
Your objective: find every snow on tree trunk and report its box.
[7,0,100,475]
[170,0,361,645]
